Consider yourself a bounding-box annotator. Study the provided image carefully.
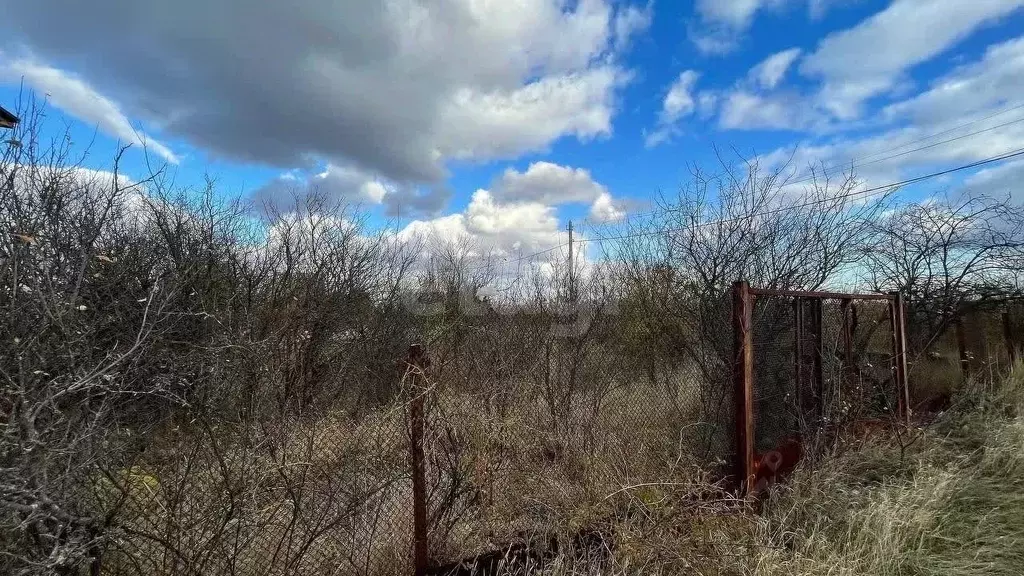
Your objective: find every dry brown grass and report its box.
[92,359,1024,576]
[481,367,1024,576]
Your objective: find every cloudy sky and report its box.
[1,0,1023,259]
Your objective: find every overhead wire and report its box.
[578,147,1024,245]
[786,101,1024,177]
[776,115,1024,189]
[581,101,1024,232]
[475,116,1024,272]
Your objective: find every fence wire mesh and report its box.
[411,304,731,569]
[15,279,1022,575]
[92,397,416,576]
[907,299,1024,407]
[749,293,899,454]
[4,284,742,576]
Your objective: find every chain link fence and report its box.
[40,299,730,576]
[88,397,416,576]
[738,285,906,488]
[411,305,731,571]
[907,299,1024,408]
[15,280,1021,575]
[752,295,900,452]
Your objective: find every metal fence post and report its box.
[793,297,804,436]
[810,298,824,425]
[840,298,854,384]
[889,293,910,423]
[732,281,754,495]
[406,344,430,575]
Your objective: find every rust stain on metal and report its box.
[732,281,754,495]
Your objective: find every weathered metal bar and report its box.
[1003,310,1017,366]
[732,280,755,495]
[890,292,911,423]
[748,288,893,301]
[955,316,970,381]
[793,297,804,436]
[840,298,854,388]
[810,298,824,425]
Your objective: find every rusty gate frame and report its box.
[731,281,910,494]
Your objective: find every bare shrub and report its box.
[0,102,420,575]
[862,191,1024,357]
[613,157,889,458]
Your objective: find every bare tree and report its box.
[613,157,889,456]
[1,101,422,575]
[1,100,180,575]
[863,190,1024,355]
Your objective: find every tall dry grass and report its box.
[486,366,1024,575]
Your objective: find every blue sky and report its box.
[2,0,1023,258]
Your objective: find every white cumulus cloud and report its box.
[397,160,626,263]
[492,161,627,222]
[0,58,179,164]
[801,0,1024,119]
[645,70,701,147]
[750,48,802,89]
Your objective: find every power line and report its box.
[466,238,565,272]
[578,147,1024,246]
[794,101,1024,175]
[476,144,1024,272]
[582,102,1024,231]
[777,115,1024,189]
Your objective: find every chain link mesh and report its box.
[16,289,1019,575]
[414,307,728,568]
[909,300,1024,405]
[55,301,728,575]
[92,397,416,576]
[750,294,899,453]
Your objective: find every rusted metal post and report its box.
[840,299,854,368]
[732,281,754,495]
[1003,310,1017,366]
[810,298,824,425]
[889,293,911,423]
[406,344,430,575]
[840,298,854,393]
[955,315,970,381]
[888,297,899,409]
[793,297,804,435]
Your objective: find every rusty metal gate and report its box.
[731,282,909,493]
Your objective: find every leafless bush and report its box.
[611,157,889,457]
[1,102,186,575]
[862,190,1024,357]
[0,102,420,575]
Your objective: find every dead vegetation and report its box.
[3,101,1024,575]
